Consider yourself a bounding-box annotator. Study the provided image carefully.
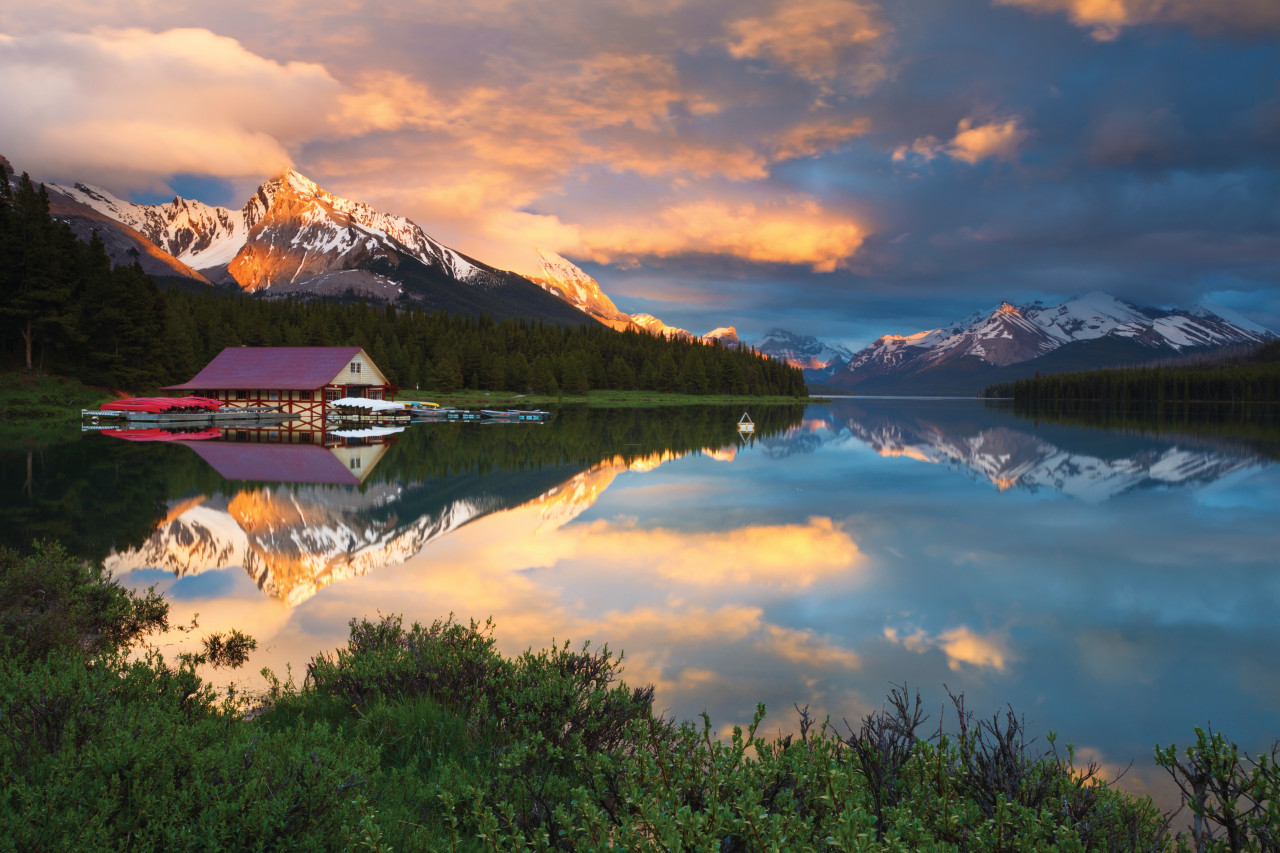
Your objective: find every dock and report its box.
[82,407,300,425]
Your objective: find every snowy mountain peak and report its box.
[527,248,635,331]
[703,326,740,347]
[827,291,1276,394]
[754,328,855,377]
[631,313,695,340]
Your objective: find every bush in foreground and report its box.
[1,542,1277,851]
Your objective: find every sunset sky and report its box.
[2,0,1278,345]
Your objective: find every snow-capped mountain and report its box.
[702,326,742,348]
[630,313,695,340]
[754,329,855,381]
[41,168,594,324]
[527,248,638,331]
[50,171,493,291]
[827,292,1276,395]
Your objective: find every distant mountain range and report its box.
[814,292,1276,395]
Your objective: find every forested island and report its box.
[0,173,806,398]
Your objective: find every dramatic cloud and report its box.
[994,0,1280,40]
[0,28,339,188]
[579,199,868,273]
[895,116,1030,166]
[724,0,892,93]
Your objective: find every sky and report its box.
[1,0,1278,347]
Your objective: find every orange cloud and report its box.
[895,116,1029,166]
[993,0,1280,40]
[0,28,338,186]
[579,199,868,272]
[885,624,1017,672]
[725,0,892,93]
[574,516,863,587]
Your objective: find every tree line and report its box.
[0,172,807,397]
[982,339,1280,406]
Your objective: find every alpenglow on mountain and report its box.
[39,165,735,337]
[45,171,601,326]
[822,291,1276,396]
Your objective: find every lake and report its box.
[4,398,1277,805]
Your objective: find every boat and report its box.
[480,409,552,422]
[83,397,297,424]
[325,397,410,422]
[101,396,222,414]
[101,427,224,442]
[410,406,483,421]
[737,412,755,434]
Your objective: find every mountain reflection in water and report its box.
[2,400,1276,808]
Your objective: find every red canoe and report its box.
[101,396,223,413]
[104,427,224,442]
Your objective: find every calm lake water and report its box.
[4,398,1278,803]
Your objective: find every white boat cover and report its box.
[328,397,407,412]
[329,426,406,438]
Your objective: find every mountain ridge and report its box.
[823,292,1276,395]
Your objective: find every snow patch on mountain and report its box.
[527,249,636,330]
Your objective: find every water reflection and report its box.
[767,399,1268,501]
[3,400,1276,808]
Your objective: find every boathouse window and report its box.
[350,457,361,469]
[268,391,279,401]
[301,391,313,401]
[236,390,248,400]
[325,389,341,402]
[368,389,382,400]
[350,361,362,375]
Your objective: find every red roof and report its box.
[163,346,366,391]
[186,442,361,485]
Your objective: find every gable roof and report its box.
[186,442,361,485]
[163,346,367,390]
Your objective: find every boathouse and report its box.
[162,346,397,421]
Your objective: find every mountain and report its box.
[527,249,639,331]
[630,313,695,340]
[44,170,596,325]
[754,329,855,382]
[825,292,1277,395]
[702,326,742,348]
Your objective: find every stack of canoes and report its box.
[102,396,223,413]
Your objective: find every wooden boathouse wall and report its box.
[162,346,398,429]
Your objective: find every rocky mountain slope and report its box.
[754,329,854,381]
[824,292,1276,395]
[43,170,597,325]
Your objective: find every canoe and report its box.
[102,396,223,413]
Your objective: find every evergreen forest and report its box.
[0,173,806,397]
[983,340,1280,406]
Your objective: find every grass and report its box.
[397,388,827,407]
[0,371,117,444]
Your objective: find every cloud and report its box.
[0,28,340,187]
[895,116,1030,165]
[574,515,864,587]
[885,624,1017,672]
[993,0,1280,40]
[725,0,893,93]
[579,198,868,272]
